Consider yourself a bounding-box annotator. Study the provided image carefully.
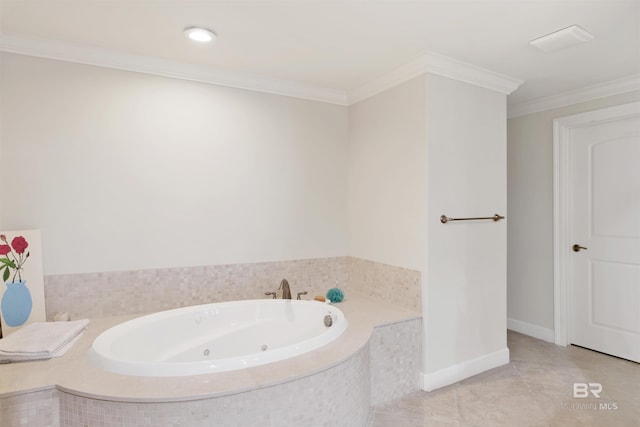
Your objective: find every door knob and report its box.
[572,244,588,252]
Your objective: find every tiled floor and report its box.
[370,331,640,427]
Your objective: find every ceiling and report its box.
[1,0,639,109]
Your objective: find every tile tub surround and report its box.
[0,388,60,427]
[347,257,422,313]
[43,256,422,320]
[0,295,421,426]
[44,257,349,320]
[57,346,371,427]
[370,318,422,405]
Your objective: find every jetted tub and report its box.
[87,299,347,377]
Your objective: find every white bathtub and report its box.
[87,299,347,377]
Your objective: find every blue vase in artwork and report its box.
[1,280,33,327]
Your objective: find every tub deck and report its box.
[0,294,420,403]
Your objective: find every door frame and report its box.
[553,101,640,346]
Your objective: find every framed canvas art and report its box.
[0,229,46,337]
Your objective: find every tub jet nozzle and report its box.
[324,314,333,327]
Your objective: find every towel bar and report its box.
[440,214,505,224]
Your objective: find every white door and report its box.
[568,105,640,362]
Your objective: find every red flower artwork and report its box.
[11,236,29,254]
[0,235,30,283]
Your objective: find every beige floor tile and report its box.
[375,387,458,420]
[371,412,460,427]
[455,386,548,426]
[372,331,639,427]
[513,361,598,400]
[533,393,640,427]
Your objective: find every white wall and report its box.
[423,74,508,385]
[347,76,427,271]
[507,90,640,336]
[0,53,348,275]
[347,72,509,388]
[1,52,514,388]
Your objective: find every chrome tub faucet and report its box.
[266,279,307,300]
[279,278,292,299]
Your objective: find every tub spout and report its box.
[279,279,292,299]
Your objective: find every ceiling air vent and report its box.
[529,25,594,52]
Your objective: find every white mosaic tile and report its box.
[370,319,422,405]
[44,257,349,320]
[58,345,371,427]
[347,257,422,313]
[0,388,60,427]
[44,256,420,320]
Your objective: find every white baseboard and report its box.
[507,318,555,343]
[420,347,510,391]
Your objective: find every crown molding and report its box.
[347,51,523,104]
[0,35,524,108]
[507,74,640,118]
[0,35,349,106]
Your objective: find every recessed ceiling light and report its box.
[530,25,594,53]
[184,27,217,43]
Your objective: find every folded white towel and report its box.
[0,319,89,363]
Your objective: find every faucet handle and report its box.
[265,291,277,299]
[296,291,308,300]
